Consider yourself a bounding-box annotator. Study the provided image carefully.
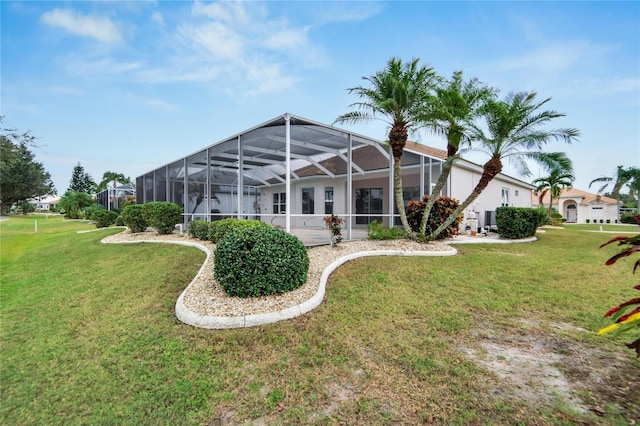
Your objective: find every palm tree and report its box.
[417,70,497,237]
[97,171,131,192]
[532,159,575,219]
[590,165,640,219]
[425,91,580,240]
[335,57,438,235]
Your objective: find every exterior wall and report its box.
[556,197,619,224]
[450,165,533,231]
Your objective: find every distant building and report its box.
[32,195,60,211]
[96,183,136,211]
[533,188,619,223]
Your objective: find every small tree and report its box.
[0,120,56,214]
[58,191,94,219]
[68,162,95,194]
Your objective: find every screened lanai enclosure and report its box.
[136,113,448,241]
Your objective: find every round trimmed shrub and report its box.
[91,209,119,228]
[208,218,271,243]
[115,215,125,226]
[214,227,309,298]
[143,201,183,234]
[122,204,148,233]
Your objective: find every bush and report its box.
[83,204,104,221]
[207,218,271,243]
[621,213,636,224]
[405,195,463,240]
[188,219,210,240]
[91,210,119,228]
[121,204,148,233]
[495,207,547,239]
[214,227,309,298]
[367,220,407,240]
[143,202,183,235]
[115,215,124,226]
[586,219,590,224]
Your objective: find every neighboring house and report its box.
[136,113,535,237]
[96,183,136,211]
[533,188,619,224]
[32,195,60,211]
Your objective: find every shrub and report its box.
[551,211,563,219]
[323,215,344,246]
[586,219,590,224]
[207,218,271,243]
[621,213,636,224]
[405,195,463,240]
[143,202,183,235]
[214,227,309,298]
[115,215,125,226]
[188,219,210,240]
[495,207,547,239]
[121,204,148,233]
[91,210,119,228]
[83,204,104,221]
[367,220,407,240]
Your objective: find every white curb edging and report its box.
[101,235,457,329]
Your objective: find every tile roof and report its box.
[533,187,618,205]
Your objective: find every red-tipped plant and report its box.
[598,215,640,357]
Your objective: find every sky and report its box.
[2,0,639,196]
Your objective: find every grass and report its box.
[1,215,639,424]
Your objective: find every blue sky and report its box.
[2,0,639,195]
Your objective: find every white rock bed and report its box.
[102,229,453,318]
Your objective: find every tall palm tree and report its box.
[590,165,640,219]
[417,70,497,236]
[335,57,438,235]
[425,91,580,240]
[532,159,575,219]
[97,171,131,192]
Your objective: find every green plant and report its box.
[495,207,546,239]
[115,215,124,226]
[187,219,210,240]
[143,202,183,235]
[121,204,148,233]
[214,227,309,298]
[207,218,270,243]
[597,215,640,357]
[367,220,407,240]
[406,195,462,240]
[586,219,590,224]
[323,214,344,246]
[621,213,637,224]
[91,210,119,228]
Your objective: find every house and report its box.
[96,183,136,211]
[32,195,60,211]
[136,113,535,238]
[533,187,619,224]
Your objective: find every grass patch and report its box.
[1,216,638,424]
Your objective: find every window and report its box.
[324,187,334,215]
[515,190,519,197]
[273,192,286,214]
[302,188,315,214]
[355,188,383,225]
[501,188,510,207]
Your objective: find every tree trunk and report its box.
[419,133,461,237]
[425,156,502,241]
[393,157,412,235]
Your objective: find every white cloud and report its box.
[40,8,123,44]
[50,85,84,95]
[177,21,245,60]
[151,11,164,27]
[487,41,597,74]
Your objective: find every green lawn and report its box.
[1,215,638,425]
